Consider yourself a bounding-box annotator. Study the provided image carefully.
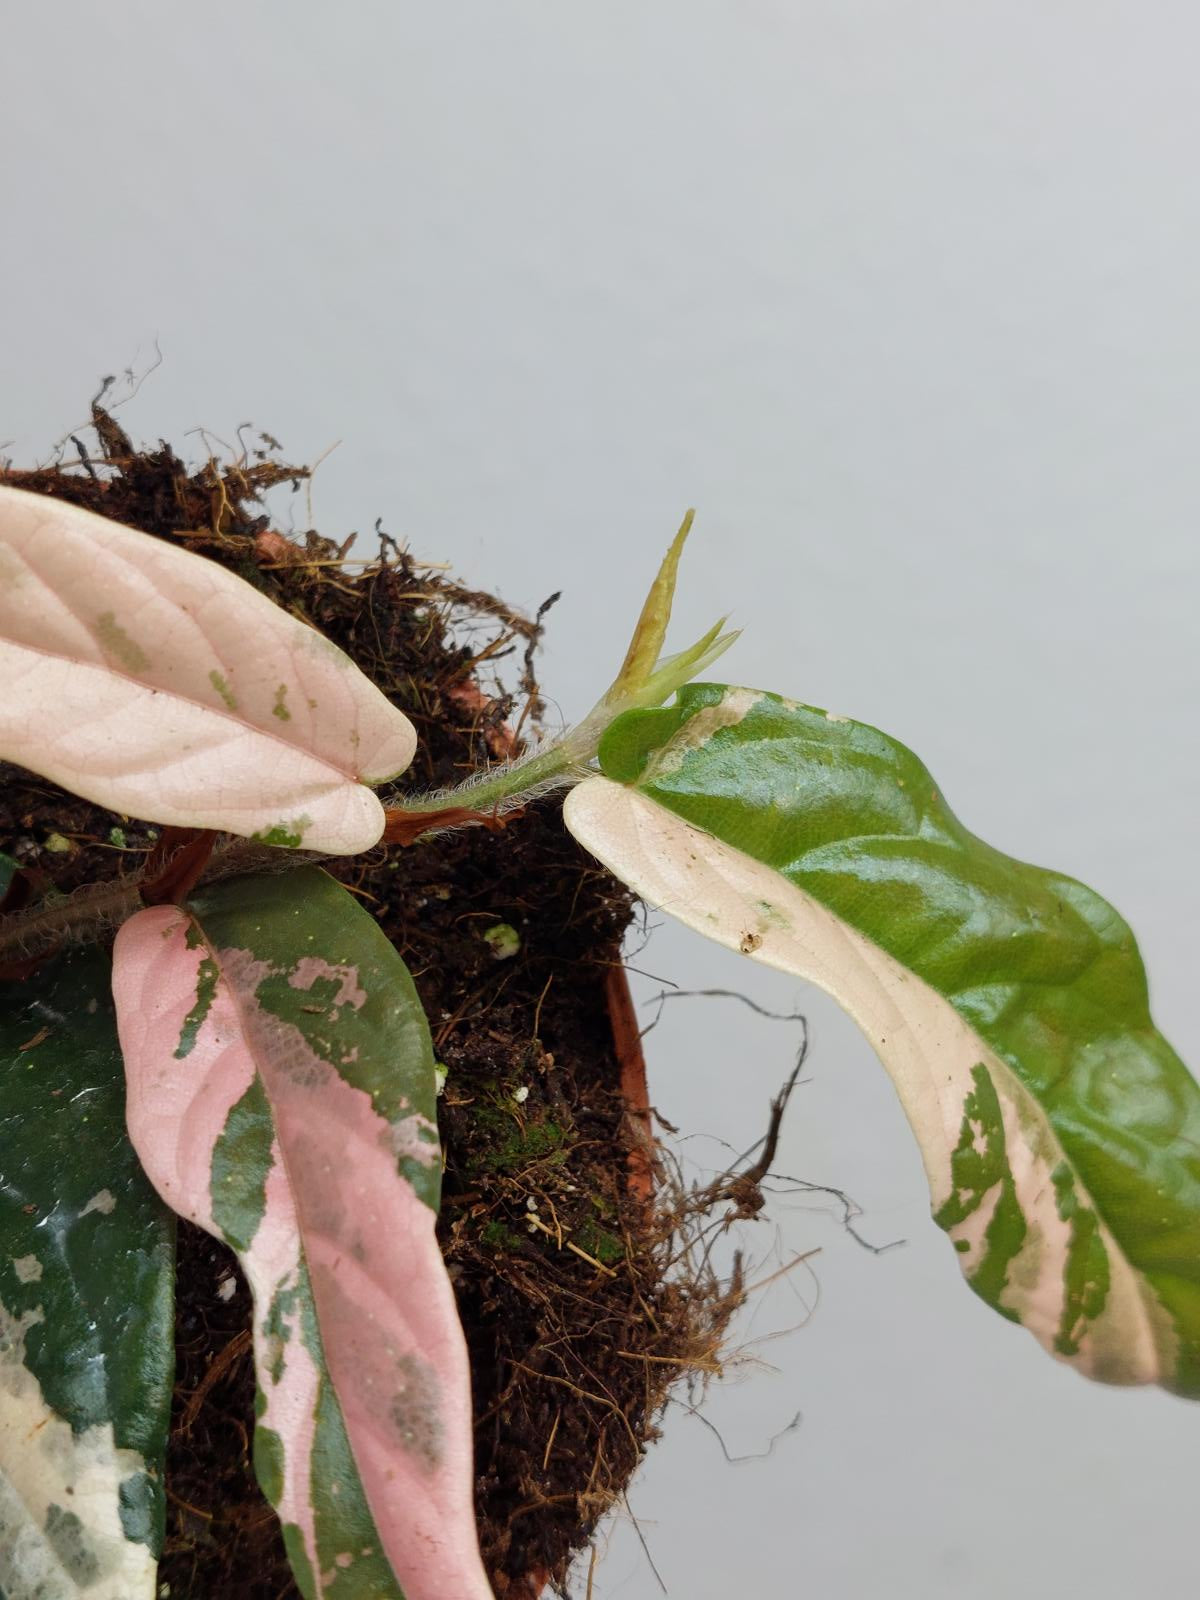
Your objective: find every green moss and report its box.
[473,1102,570,1172]
[574,1220,626,1266]
[480,1220,524,1251]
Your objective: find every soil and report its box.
[0,406,750,1598]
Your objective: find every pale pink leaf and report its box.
[0,486,415,853]
[113,868,491,1600]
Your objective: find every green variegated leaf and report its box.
[113,869,490,1600]
[563,683,1200,1396]
[0,949,175,1599]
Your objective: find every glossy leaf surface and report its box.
[564,683,1200,1395]
[113,868,489,1599]
[0,486,416,853]
[0,950,175,1598]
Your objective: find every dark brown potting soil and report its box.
[0,405,751,1597]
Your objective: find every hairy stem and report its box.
[391,741,586,819]
[0,877,143,959]
[0,838,325,960]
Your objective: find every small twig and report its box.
[542,1408,562,1472]
[616,1348,721,1373]
[743,1247,822,1296]
[178,1328,253,1432]
[304,438,341,528]
[531,972,554,1041]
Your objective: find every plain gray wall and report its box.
[5,6,1197,1597]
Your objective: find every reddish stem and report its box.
[381,804,523,846]
[140,828,219,906]
[604,964,654,1206]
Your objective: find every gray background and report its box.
[5,6,1197,1597]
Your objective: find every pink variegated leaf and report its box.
[112,868,490,1600]
[0,487,416,854]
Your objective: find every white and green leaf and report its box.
[0,486,416,853]
[112,868,490,1599]
[563,684,1200,1396]
[0,950,175,1599]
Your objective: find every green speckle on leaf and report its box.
[272,683,292,721]
[210,1077,273,1251]
[209,669,238,710]
[175,957,219,1060]
[44,1503,102,1585]
[252,816,312,849]
[280,1522,318,1600]
[95,610,150,672]
[254,1424,286,1507]
[309,1368,406,1590]
[483,922,521,960]
[1051,1162,1111,1355]
[261,1281,301,1385]
[934,1063,1026,1320]
[118,1470,159,1550]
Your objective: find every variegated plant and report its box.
[0,488,490,1600]
[561,689,1200,1396]
[1,479,1197,1600]
[114,870,486,1598]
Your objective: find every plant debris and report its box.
[0,404,764,1598]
